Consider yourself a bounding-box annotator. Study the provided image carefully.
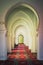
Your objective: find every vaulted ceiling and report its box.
[6,4,39,51]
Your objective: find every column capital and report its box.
[0,22,6,31]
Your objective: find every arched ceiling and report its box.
[5,4,39,32]
[7,11,33,30]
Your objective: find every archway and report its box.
[5,3,39,57]
[18,34,24,43]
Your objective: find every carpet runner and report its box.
[8,43,36,65]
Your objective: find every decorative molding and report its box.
[0,22,5,24]
[0,22,6,32]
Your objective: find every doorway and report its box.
[18,34,24,43]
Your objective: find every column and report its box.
[0,23,7,60]
[37,23,43,60]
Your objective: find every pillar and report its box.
[37,21,43,60]
[0,22,7,60]
[31,31,36,53]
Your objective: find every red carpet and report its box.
[8,44,36,65]
[8,44,36,60]
[0,44,42,65]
